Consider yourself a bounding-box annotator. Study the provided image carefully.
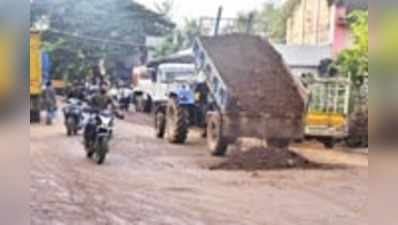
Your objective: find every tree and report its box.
[334,10,368,88]
[333,10,368,113]
[31,0,175,82]
[236,3,287,43]
[154,0,174,19]
[152,17,201,58]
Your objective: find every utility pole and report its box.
[246,12,255,34]
[214,6,223,36]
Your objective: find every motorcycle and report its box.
[83,110,114,165]
[45,106,57,125]
[63,98,83,136]
[119,96,131,112]
[119,88,133,112]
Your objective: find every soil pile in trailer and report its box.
[200,34,306,116]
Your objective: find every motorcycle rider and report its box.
[84,85,123,149]
[91,85,115,111]
[66,81,86,101]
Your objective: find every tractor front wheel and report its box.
[166,99,189,144]
[155,110,166,139]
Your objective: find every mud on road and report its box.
[30,112,368,225]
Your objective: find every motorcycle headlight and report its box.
[195,93,201,101]
[180,95,188,102]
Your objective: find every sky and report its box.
[136,0,280,25]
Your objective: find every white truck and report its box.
[132,63,196,113]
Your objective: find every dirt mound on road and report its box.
[210,148,325,171]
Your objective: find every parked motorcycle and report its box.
[63,98,83,136]
[83,110,114,165]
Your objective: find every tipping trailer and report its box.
[193,34,307,155]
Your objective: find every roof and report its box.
[333,0,368,12]
[147,49,194,68]
[158,63,195,70]
[273,44,332,67]
[345,0,368,12]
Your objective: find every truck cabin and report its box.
[132,66,151,86]
[155,64,196,85]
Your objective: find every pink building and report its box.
[286,0,368,58]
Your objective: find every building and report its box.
[273,44,331,78]
[285,0,368,57]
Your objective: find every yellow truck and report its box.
[30,31,43,123]
[305,77,351,148]
[0,33,15,108]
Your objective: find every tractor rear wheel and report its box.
[207,114,229,156]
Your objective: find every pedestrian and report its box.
[43,81,57,125]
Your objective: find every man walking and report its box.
[43,81,57,125]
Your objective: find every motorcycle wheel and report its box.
[95,138,109,165]
[85,139,94,158]
[46,117,52,125]
[66,117,75,136]
[86,151,94,159]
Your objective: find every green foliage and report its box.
[335,10,368,87]
[237,2,291,43]
[154,0,174,19]
[262,4,288,42]
[151,33,182,58]
[281,0,301,19]
[153,18,201,58]
[31,0,175,81]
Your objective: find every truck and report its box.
[156,34,307,156]
[132,65,156,113]
[0,33,15,109]
[30,31,43,123]
[132,50,195,113]
[305,77,351,148]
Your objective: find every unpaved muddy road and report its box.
[30,112,368,225]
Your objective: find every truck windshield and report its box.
[161,70,195,83]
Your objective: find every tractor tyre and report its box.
[207,114,229,156]
[155,110,166,139]
[166,99,189,144]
